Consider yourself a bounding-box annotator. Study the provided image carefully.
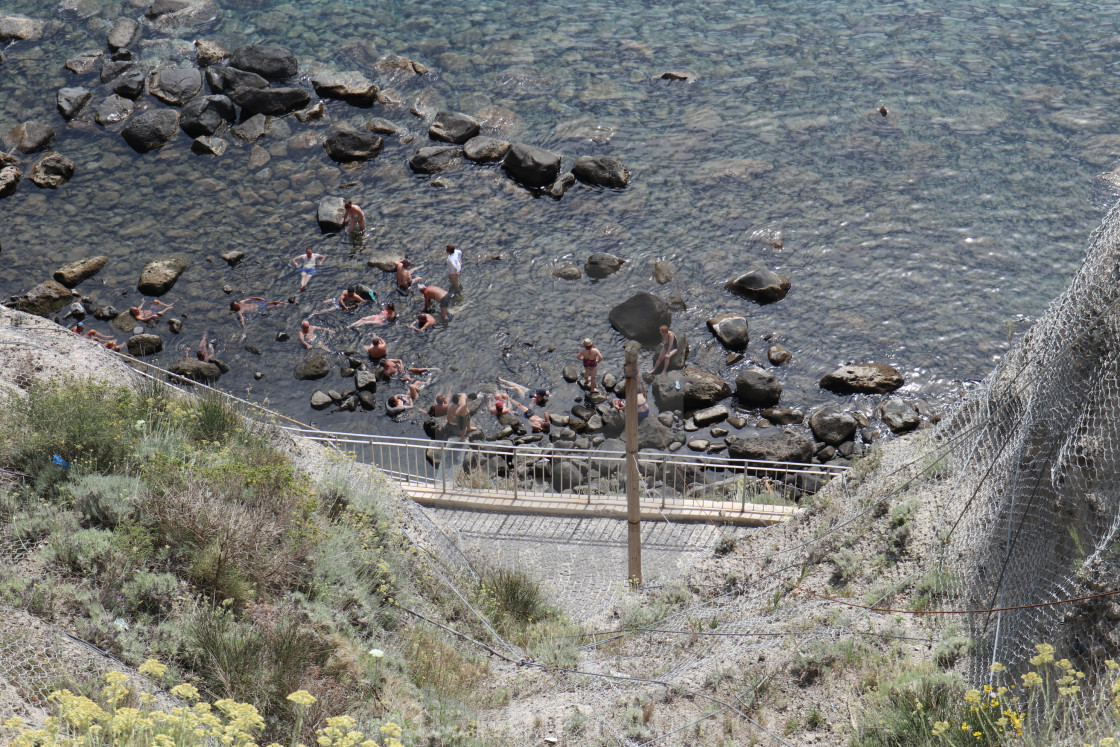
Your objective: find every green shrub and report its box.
[120,571,180,618]
[791,638,870,686]
[50,527,114,575]
[850,668,965,747]
[186,393,243,444]
[480,566,552,627]
[69,473,146,528]
[829,548,863,585]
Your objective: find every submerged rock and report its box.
[585,253,626,279]
[820,363,904,395]
[726,268,791,304]
[194,38,229,67]
[121,109,180,152]
[409,146,461,173]
[571,155,631,188]
[463,136,510,162]
[56,88,92,120]
[551,262,582,280]
[137,254,188,295]
[6,121,55,154]
[230,44,299,81]
[0,14,46,42]
[311,72,378,106]
[324,126,383,162]
[501,143,561,188]
[106,17,140,52]
[429,111,480,144]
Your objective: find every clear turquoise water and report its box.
[3,0,1118,431]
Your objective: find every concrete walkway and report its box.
[423,507,725,622]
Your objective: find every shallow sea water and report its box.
[3,0,1119,435]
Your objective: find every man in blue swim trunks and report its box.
[292,247,325,291]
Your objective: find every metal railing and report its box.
[282,427,849,513]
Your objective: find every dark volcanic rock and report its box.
[294,354,331,380]
[190,135,227,155]
[878,398,920,433]
[609,292,670,345]
[585,253,626,279]
[150,67,202,105]
[311,72,378,106]
[652,366,730,411]
[206,66,268,96]
[572,155,631,188]
[324,126,383,162]
[7,121,55,154]
[501,143,561,188]
[54,256,108,288]
[95,95,135,126]
[707,314,749,351]
[0,166,21,198]
[121,109,180,152]
[808,406,858,445]
[232,86,311,116]
[0,14,45,43]
[429,111,480,144]
[56,88,92,120]
[820,363,904,395]
[111,67,149,100]
[735,367,781,408]
[127,333,163,357]
[168,358,221,384]
[29,152,76,189]
[463,136,510,162]
[146,0,194,18]
[760,406,804,425]
[179,95,235,137]
[409,146,462,173]
[194,38,229,67]
[100,59,135,84]
[229,44,298,81]
[230,114,268,143]
[726,430,814,464]
[65,51,103,75]
[768,344,792,365]
[18,280,75,316]
[106,17,140,52]
[137,254,188,295]
[725,268,791,304]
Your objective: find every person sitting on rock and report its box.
[130,298,173,323]
[395,259,419,292]
[649,325,678,376]
[231,297,291,327]
[365,336,387,362]
[428,393,451,417]
[347,303,396,328]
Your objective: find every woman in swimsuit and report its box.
[230,297,290,327]
[130,299,174,323]
[347,303,396,329]
[576,338,604,393]
[649,325,678,376]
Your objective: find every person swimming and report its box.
[347,302,396,328]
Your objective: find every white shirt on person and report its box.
[446,248,463,274]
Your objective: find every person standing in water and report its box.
[343,200,365,235]
[445,244,462,292]
[577,338,604,393]
[292,247,325,292]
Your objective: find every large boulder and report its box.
[585,253,626,279]
[95,95,135,126]
[608,292,670,345]
[808,406,858,445]
[878,398,920,433]
[572,155,631,188]
[409,146,462,174]
[137,254,188,295]
[652,366,730,411]
[127,334,163,357]
[121,109,180,152]
[229,44,298,81]
[56,88,92,120]
[6,121,55,154]
[16,280,74,316]
[232,87,311,116]
[429,111,480,144]
[168,358,221,384]
[0,166,21,199]
[179,95,235,137]
[294,354,331,381]
[726,430,815,464]
[111,67,149,100]
[725,268,791,304]
[735,367,781,408]
[707,314,749,351]
[820,363,904,395]
[29,152,76,188]
[501,143,561,188]
[463,136,510,162]
[760,406,803,425]
[323,126,383,162]
[317,196,346,233]
[106,17,140,52]
[100,59,135,84]
[422,417,457,441]
[150,67,203,105]
[54,256,108,288]
[206,66,268,96]
[310,71,378,106]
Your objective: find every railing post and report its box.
[440,444,447,495]
[512,444,519,500]
[623,340,642,587]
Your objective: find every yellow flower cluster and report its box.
[1,664,407,747]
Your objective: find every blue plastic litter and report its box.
[52,455,70,469]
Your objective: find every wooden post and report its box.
[624,340,642,587]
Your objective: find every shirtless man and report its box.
[395,259,419,292]
[410,312,438,331]
[230,297,290,327]
[129,299,174,323]
[292,247,325,291]
[489,392,528,417]
[365,335,387,362]
[196,332,215,361]
[299,320,330,350]
[417,284,450,322]
[577,338,604,393]
[527,411,551,433]
[313,287,367,315]
[649,325,678,376]
[387,381,423,417]
[347,303,396,328]
[498,378,550,406]
[343,200,365,234]
[428,393,451,417]
[445,244,462,291]
[447,393,475,439]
